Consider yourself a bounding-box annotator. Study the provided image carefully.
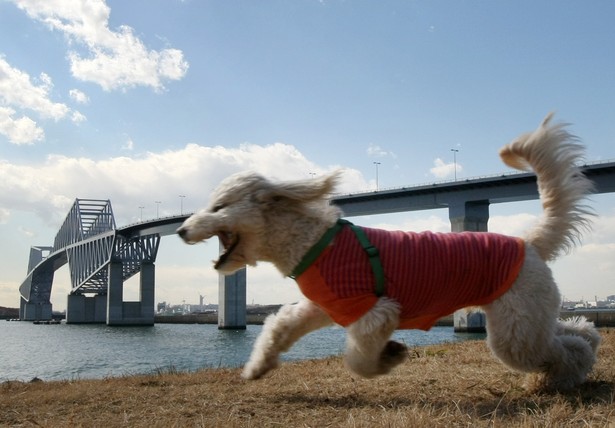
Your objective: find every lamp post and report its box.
[450,149,459,181]
[179,195,186,214]
[155,201,162,218]
[138,206,144,221]
[373,161,381,190]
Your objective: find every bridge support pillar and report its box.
[107,261,124,325]
[449,200,490,332]
[66,294,106,323]
[138,262,155,325]
[449,200,490,232]
[20,297,52,321]
[106,261,155,326]
[218,268,247,330]
[453,309,487,333]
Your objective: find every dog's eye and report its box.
[212,204,225,213]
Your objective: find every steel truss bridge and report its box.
[19,199,189,324]
[18,160,615,325]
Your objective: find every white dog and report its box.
[178,114,600,390]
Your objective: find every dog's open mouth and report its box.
[214,231,240,269]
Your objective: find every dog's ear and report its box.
[255,171,341,205]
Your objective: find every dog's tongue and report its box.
[214,236,240,270]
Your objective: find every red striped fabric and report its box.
[296,225,525,330]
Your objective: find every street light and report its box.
[373,161,381,190]
[179,195,186,214]
[450,149,459,181]
[155,201,162,218]
[138,206,144,221]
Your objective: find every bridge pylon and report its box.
[19,246,54,321]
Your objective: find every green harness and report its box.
[289,219,386,297]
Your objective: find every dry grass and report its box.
[2,331,614,427]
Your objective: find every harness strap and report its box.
[289,220,345,279]
[289,219,386,297]
[346,222,386,297]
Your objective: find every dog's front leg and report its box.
[242,299,333,380]
[344,297,406,378]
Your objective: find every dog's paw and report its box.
[241,358,279,380]
[379,340,407,372]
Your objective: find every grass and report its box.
[1,330,614,427]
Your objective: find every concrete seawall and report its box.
[153,313,456,326]
[154,310,615,327]
[559,309,615,327]
[155,313,266,324]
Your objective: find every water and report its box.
[0,322,484,382]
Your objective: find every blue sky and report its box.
[1,0,615,311]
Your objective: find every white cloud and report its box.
[488,213,539,237]
[121,138,134,151]
[12,0,189,91]
[69,88,89,104]
[0,107,44,145]
[367,144,387,157]
[17,225,35,238]
[37,72,53,91]
[0,142,368,226]
[0,56,83,144]
[0,57,69,120]
[429,157,461,179]
[367,143,396,159]
[71,111,87,123]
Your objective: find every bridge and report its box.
[18,199,184,325]
[334,160,615,230]
[18,161,615,327]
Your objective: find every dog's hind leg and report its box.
[537,316,601,390]
[344,297,405,378]
[242,299,333,380]
[484,247,598,390]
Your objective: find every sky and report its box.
[1,0,615,312]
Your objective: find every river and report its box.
[0,321,484,382]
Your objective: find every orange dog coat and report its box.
[294,223,525,330]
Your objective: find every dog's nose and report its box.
[177,227,187,239]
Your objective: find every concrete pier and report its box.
[106,261,124,325]
[106,261,155,326]
[218,268,247,329]
[449,201,489,232]
[66,294,106,323]
[20,298,52,321]
[453,309,487,333]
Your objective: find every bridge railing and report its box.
[333,158,615,197]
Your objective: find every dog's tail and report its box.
[499,113,594,262]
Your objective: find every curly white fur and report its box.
[178,114,599,391]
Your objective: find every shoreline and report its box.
[6,308,615,327]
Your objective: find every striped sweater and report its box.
[295,225,525,330]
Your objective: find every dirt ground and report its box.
[1,330,614,427]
